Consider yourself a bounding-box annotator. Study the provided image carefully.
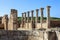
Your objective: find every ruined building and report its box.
[0,6,60,40]
[0,6,60,30]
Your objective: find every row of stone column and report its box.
[21,6,51,28]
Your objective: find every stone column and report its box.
[46,6,51,28]
[5,15,8,30]
[8,9,18,30]
[2,15,8,30]
[27,11,30,29]
[21,13,23,23]
[22,13,23,18]
[36,9,39,23]
[36,9,39,29]
[24,12,26,22]
[31,10,34,29]
[23,12,26,28]
[40,8,44,28]
[21,13,24,28]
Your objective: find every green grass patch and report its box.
[18,17,60,21]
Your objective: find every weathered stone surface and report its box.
[0,30,29,40]
[0,6,60,40]
[8,9,18,30]
[46,6,51,28]
[0,30,59,40]
[48,31,58,40]
[2,15,8,30]
[40,8,44,28]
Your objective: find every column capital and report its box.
[11,9,17,13]
[27,11,30,13]
[36,9,39,11]
[4,14,8,17]
[24,12,26,16]
[47,6,51,8]
[40,8,44,10]
[22,13,24,16]
[22,13,24,15]
[31,10,34,12]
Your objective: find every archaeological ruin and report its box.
[0,6,60,40]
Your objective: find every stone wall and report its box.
[0,17,2,24]
[0,30,29,40]
[50,21,60,27]
[18,23,47,30]
[0,30,60,40]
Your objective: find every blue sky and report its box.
[0,0,60,18]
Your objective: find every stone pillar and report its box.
[46,6,51,28]
[40,8,44,28]
[36,9,39,23]
[24,12,26,23]
[2,15,8,30]
[23,12,26,28]
[27,11,30,29]
[21,13,24,28]
[8,9,18,30]
[31,10,34,29]
[22,13,23,19]
[36,9,39,29]
[21,13,23,23]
